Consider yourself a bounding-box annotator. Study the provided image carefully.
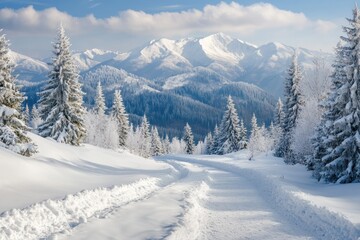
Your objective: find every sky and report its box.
[0,0,356,58]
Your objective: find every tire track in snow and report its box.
[166,156,360,240]
[0,161,188,240]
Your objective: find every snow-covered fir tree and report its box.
[205,132,213,154]
[216,96,242,155]
[183,123,194,154]
[23,104,30,126]
[112,90,129,147]
[239,119,247,149]
[275,52,303,163]
[95,81,106,115]
[211,124,220,154]
[274,98,284,127]
[30,105,42,130]
[84,110,119,149]
[312,7,360,183]
[169,136,184,154]
[151,126,163,156]
[162,135,171,154]
[0,30,36,156]
[37,25,86,145]
[139,115,151,158]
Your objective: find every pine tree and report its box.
[23,104,30,126]
[183,123,194,154]
[250,114,259,139]
[312,7,360,183]
[112,90,129,147]
[0,30,36,156]
[38,25,86,145]
[151,126,162,156]
[205,132,213,154]
[95,81,106,115]
[30,105,42,130]
[239,119,247,149]
[162,134,171,154]
[211,124,220,154]
[217,96,242,154]
[139,115,151,158]
[274,98,285,127]
[275,52,303,163]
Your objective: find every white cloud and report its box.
[0,2,340,56]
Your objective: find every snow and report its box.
[1,135,360,239]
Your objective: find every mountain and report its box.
[11,33,332,139]
[103,33,331,96]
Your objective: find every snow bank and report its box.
[168,156,360,240]
[0,178,160,240]
[167,181,209,240]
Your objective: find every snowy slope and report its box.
[9,50,49,84]
[1,138,360,239]
[73,49,124,72]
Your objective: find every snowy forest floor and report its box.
[1,134,360,240]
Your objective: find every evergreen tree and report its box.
[0,30,36,156]
[312,7,360,183]
[183,123,194,154]
[151,126,162,156]
[217,96,242,154]
[275,52,303,162]
[139,115,151,158]
[38,25,86,145]
[95,81,106,115]
[239,119,247,149]
[162,134,171,154]
[211,124,220,154]
[23,104,30,126]
[112,90,129,147]
[205,132,213,154]
[274,98,285,127]
[311,42,348,173]
[250,114,259,139]
[30,105,42,130]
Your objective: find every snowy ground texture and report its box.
[1,134,360,240]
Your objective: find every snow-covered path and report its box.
[58,158,317,240]
[1,152,360,240]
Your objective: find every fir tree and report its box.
[275,52,303,163]
[312,7,360,183]
[211,124,220,154]
[217,96,242,155]
[0,30,36,156]
[151,126,163,156]
[274,98,285,127]
[183,123,194,154]
[23,104,30,126]
[30,105,42,130]
[205,132,213,154]
[38,25,86,145]
[239,119,247,149]
[95,81,106,115]
[139,115,151,158]
[162,134,171,154]
[112,90,129,147]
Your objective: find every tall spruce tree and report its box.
[95,81,106,115]
[139,115,151,158]
[112,90,129,147]
[211,124,220,154]
[275,52,303,163]
[0,30,36,156]
[151,126,163,156]
[312,7,360,183]
[183,123,194,154]
[205,132,213,154]
[239,119,247,149]
[38,25,86,145]
[217,96,242,155]
[274,98,285,127]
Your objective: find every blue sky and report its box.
[0,0,356,58]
